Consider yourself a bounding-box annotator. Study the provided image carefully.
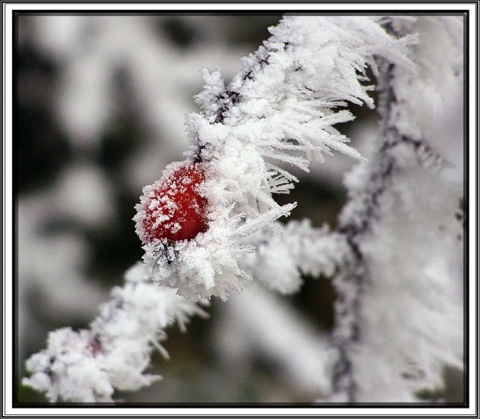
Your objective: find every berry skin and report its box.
[136,162,209,244]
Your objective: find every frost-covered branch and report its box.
[329,16,464,402]
[23,263,207,402]
[134,16,415,302]
[240,220,351,295]
[22,15,464,404]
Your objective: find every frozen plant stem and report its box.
[135,15,416,302]
[22,264,208,402]
[331,17,464,402]
[332,59,400,403]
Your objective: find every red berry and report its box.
[137,162,209,244]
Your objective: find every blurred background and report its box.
[16,13,440,404]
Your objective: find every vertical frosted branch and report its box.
[330,17,464,402]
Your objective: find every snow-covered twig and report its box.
[240,220,350,295]
[134,16,415,302]
[23,263,207,402]
[329,16,464,402]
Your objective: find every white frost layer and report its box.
[139,16,414,302]
[241,220,350,295]
[23,263,207,402]
[334,16,464,402]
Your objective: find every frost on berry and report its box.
[134,161,209,244]
[133,160,250,301]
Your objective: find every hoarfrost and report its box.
[138,15,415,301]
[330,16,464,402]
[22,15,466,404]
[23,263,207,402]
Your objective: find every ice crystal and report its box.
[137,16,415,301]
[23,263,207,402]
